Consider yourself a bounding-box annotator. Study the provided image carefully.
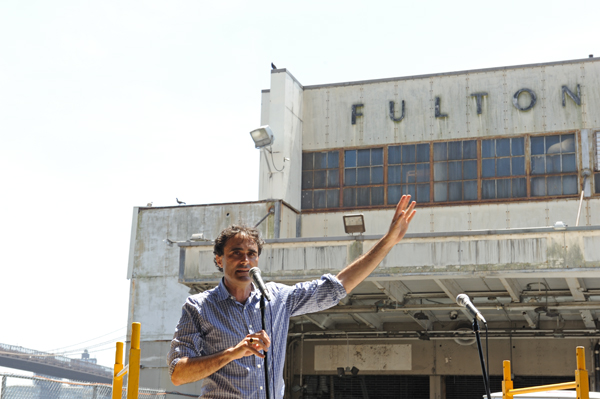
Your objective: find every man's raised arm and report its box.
[336,195,416,294]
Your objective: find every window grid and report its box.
[300,133,583,211]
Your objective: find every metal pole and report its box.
[473,319,491,399]
[127,323,141,399]
[112,342,125,399]
[261,296,271,399]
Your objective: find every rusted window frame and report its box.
[300,130,588,212]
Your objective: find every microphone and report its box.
[249,267,272,302]
[456,294,487,324]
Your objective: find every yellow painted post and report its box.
[112,342,124,399]
[503,360,514,399]
[575,346,589,399]
[126,323,141,399]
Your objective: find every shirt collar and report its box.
[215,278,258,302]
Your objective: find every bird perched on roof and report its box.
[147,202,153,207]
[176,198,186,205]
[271,62,277,70]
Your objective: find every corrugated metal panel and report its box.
[595,132,600,171]
[298,374,429,399]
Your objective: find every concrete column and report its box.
[258,69,303,210]
[430,375,444,399]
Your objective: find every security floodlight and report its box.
[337,367,345,378]
[343,214,365,234]
[249,125,274,149]
[351,366,360,376]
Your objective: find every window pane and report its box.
[434,142,447,161]
[372,148,383,165]
[547,176,561,195]
[357,149,370,166]
[531,136,545,155]
[314,190,326,208]
[463,140,477,159]
[434,183,448,202]
[562,134,575,152]
[464,180,477,200]
[496,138,510,157]
[448,141,462,160]
[546,135,560,153]
[328,151,339,168]
[327,190,340,208]
[596,173,600,194]
[562,154,576,172]
[327,170,339,187]
[314,170,327,188]
[546,154,561,174]
[497,158,511,177]
[531,156,545,175]
[403,164,416,183]
[448,182,462,201]
[416,163,430,182]
[314,153,327,169]
[482,180,495,199]
[345,150,356,167]
[343,188,355,207]
[402,145,415,163]
[417,144,430,162]
[345,168,356,185]
[302,171,313,189]
[417,183,430,203]
[464,160,477,180]
[512,157,525,175]
[482,140,494,158]
[497,179,510,198]
[563,175,578,195]
[357,187,370,206]
[372,186,384,205]
[482,159,495,178]
[389,146,402,164]
[531,177,546,196]
[301,190,313,209]
[388,185,402,204]
[302,153,314,170]
[357,167,370,185]
[372,166,384,184]
[513,178,526,198]
[448,161,462,181]
[434,162,448,181]
[388,165,402,184]
[512,137,525,156]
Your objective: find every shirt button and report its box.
[258,364,261,368]
[260,386,263,390]
[249,324,252,328]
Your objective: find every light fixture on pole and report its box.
[343,214,365,234]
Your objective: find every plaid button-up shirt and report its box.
[167,274,346,398]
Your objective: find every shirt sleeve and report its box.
[277,273,347,317]
[166,297,204,376]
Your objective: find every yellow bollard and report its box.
[575,346,589,399]
[503,360,514,399]
[112,342,124,399]
[126,323,141,399]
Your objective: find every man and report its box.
[167,195,417,398]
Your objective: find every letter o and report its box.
[512,88,537,111]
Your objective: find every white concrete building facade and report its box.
[127,58,600,399]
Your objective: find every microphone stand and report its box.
[260,295,271,399]
[473,318,491,399]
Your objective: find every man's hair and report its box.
[213,225,264,271]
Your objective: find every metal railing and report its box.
[0,373,167,399]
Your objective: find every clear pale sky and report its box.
[0,0,598,370]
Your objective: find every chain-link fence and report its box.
[0,373,171,399]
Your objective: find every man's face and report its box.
[216,233,259,291]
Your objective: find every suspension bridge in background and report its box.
[0,342,112,383]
